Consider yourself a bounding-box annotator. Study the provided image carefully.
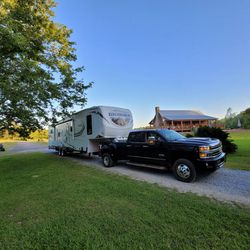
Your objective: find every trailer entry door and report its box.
[87,115,92,135]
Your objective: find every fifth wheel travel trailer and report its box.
[48,106,133,156]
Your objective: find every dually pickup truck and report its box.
[100,129,226,182]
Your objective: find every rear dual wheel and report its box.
[102,153,115,168]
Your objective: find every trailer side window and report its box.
[87,115,92,135]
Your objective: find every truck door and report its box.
[145,131,167,165]
[126,131,146,162]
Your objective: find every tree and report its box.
[239,108,250,129]
[0,0,91,137]
[225,107,233,119]
[224,107,237,129]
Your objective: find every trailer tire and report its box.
[61,149,65,156]
[102,153,114,168]
[173,159,196,182]
[58,148,65,156]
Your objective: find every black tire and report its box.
[58,148,65,156]
[102,153,114,168]
[173,159,196,182]
[61,149,65,156]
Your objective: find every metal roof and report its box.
[159,110,217,121]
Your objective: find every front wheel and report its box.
[173,159,196,182]
[102,153,114,168]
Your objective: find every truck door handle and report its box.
[142,145,149,148]
[126,145,132,147]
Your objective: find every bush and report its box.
[194,126,237,154]
[185,133,194,138]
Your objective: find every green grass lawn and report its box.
[0,153,249,249]
[226,130,250,171]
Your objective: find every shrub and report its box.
[194,126,237,154]
[185,133,194,138]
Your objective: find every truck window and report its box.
[147,132,161,141]
[128,132,146,142]
[87,115,92,135]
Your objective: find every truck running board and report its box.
[126,161,167,170]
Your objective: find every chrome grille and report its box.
[208,143,222,158]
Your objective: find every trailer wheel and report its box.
[61,149,65,156]
[58,148,65,156]
[173,159,196,182]
[102,153,114,168]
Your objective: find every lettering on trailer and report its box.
[108,111,132,126]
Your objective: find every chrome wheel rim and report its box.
[177,164,191,179]
[103,156,109,166]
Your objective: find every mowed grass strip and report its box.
[0,153,249,249]
[226,130,250,171]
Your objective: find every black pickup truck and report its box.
[100,129,225,182]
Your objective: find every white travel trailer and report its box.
[48,106,133,155]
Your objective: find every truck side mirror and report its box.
[147,136,158,144]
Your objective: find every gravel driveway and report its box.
[8,142,50,154]
[70,155,250,206]
[3,142,250,206]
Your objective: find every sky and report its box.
[54,0,250,127]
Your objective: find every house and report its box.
[149,107,217,132]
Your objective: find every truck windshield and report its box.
[158,130,185,141]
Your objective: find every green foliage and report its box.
[218,107,250,129]
[29,129,48,141]
[185,133,194,138]
[226,130,250,170]
[224,117,238,129]
[239,108,250,129]
[0,0,91,137]
[195,126,237,154]
[0,153,249,249]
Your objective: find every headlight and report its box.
[199,152,207,158]
[199,146,210,152]
[199,146,210,158]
